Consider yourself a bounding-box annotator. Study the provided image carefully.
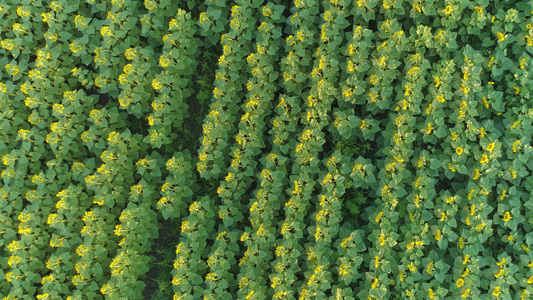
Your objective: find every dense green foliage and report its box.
[1,0,533,299]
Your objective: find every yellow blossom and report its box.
[152,78,163,90]
[72,274,84,286]
[53,104,65,114]
[475,222,486,231]
[512,140,522,152]
[314,226,323,240]
[510,120,522,130]
[462,289,471,298]
[479,127,485,138]
[157,197,170,206]
[496,257,506,267]
[13,23,27,35]
[509,168,517,179]
[426,262,434,274]
[1,39,14,51]
[339,263,349,275]
[494,268,504,278]
[95,77,106,88]
[473,169,480,180]
[435,230,442,241]
[487,56,496,68]
[379,233,385,246]
[100,26,113,37]
[181,221,190,233]
[449,163,456,172]
[41,274,55,285]
[199,12,210,24]
[44,31,58,42]
[6,64,20,76]
[461,268,470,278]
[520,58,528,69]
[371,278,379,289]
[69,42,82,53]
[75,14,87,28]
[408,263,416,272]
[144,0,157,10]
[125,48,137,60]
[8,255,21,267]
[17,6,31,17]
[131,184,143,194]
[461,84,469,94]
[503,211,511,222]
[456,278,465,288]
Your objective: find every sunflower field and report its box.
[1,0,533,299]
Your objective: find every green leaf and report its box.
[435,271,446,283]
[430,158,441,170]
[422,209,433,221]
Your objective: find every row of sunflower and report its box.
[298,0,356,299]
[199,1,284,298]
[172,1,265,299]
[269,0,323,298]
